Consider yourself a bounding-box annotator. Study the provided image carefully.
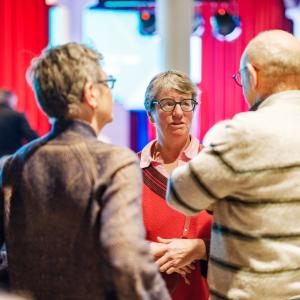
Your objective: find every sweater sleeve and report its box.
[166,119,246,215]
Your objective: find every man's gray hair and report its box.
[27,43,103,119]
[144,70,198,112]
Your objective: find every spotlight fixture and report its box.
[211,8,241,42]
[139,9,156,35]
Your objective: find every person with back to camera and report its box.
[166,30,300,300]
[0,90,38,264]
[139,70,212,300]
[0,42,171,300]
[0,89,38,157]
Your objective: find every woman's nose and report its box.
[172,103,184,116]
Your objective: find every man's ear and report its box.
[147,110,155,123]
[246,63,258,89]
[83,82,97,108]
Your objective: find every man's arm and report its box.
[100,153,171,300]
[166,119,248,215]
[166,151,220,216]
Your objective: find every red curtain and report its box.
[0,0,291,141]
[0,0,50,136]
[198,0,291,139]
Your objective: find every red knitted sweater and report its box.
[142,164,212,300]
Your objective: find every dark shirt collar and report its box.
[51,119,97,138]
[249,100,263,111]
[249,90,300,111]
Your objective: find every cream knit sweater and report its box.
[167,90,300,300]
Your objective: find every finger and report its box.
[152,246,167,258]
[159,260,175,273]
[180,266,192,274]
[166,267,176,274]
[153,250,166,258]
[156,253,170,267]
[184,278,191,285]
[186,264,196,271]
[182,274,191,285]
[157,236,173,244]
[174,268,188,276]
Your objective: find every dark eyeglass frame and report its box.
[96,75,116,89]
[152,98,198,112]
[232,67,247,87]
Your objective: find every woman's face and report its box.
[150,89,194,142]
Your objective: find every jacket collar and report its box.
[250,90,300,111]
[51,119,97,138]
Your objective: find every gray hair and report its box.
[27,43,103,119]
[144,70,198,111]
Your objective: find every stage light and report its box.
[211,9,241,42]
[141,11,151,21]
[139,9,156,35]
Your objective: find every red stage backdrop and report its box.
[0,0,292,141]
[147,0,291,142]
[198,0,291,139]
[0,0,50,136]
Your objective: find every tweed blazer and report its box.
[0,120,170,300]
[167,90,300,300]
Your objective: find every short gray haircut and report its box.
[27,43,103,119]
[144,70,198,112]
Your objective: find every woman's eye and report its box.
[166,101,174,106]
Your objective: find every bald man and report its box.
[166,30,300,300]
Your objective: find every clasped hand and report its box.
[150,237,206,285]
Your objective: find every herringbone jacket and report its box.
[0,120,170,300]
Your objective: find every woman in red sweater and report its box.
[139,70,212,300]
